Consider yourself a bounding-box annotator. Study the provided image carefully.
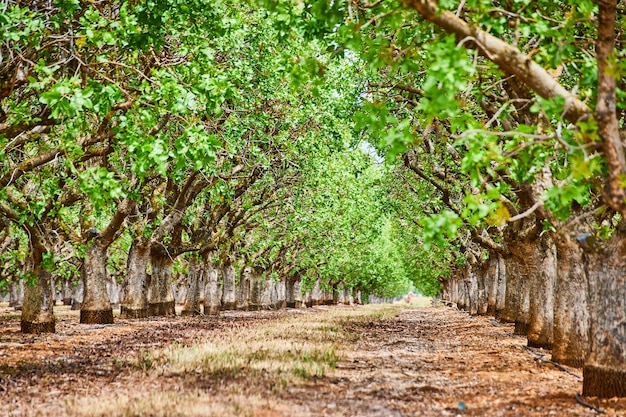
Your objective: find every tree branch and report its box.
[402,0,590,124]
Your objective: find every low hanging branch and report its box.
[403,0,626,218]
[402,0,590,124]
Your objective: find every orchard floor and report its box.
[1,301,625,417]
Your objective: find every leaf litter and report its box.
[1,303,625,416]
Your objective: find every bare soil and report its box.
[1,303,624,416]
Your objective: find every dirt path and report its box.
[1,304,624,416]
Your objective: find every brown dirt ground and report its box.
[1,303,625,417]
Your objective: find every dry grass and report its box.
[66,303,413,417]
[66,390,280,417]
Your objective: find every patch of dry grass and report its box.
[66,390,278,417]
[67,303,411,416]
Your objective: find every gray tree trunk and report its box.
[182,257,202,316]
[220,260,236,311]
[293,280,305,308]
[485,256,499,315]
[494,255,507,319]
[61,279,72,306]
[71,278,83,310]
[527,235,556,349]
[147,248,176,316]
[551,234,589,367]
[120,238,149,319]
[203,256,221,315]
[583,225,626,397]
[80,242,114,324]
[285,277,296,308]
[21,249,55,333]
[249,267,262,311]
[260,276,273,309]
[236,265,250,311]
[9,279,24,310]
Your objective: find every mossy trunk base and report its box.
[181,309,202,317]
[120,307,148,319]
[583,365,626,398]
[220,302,236,311]
[514,321,529,336]
[527,339,553,350]
[551,355,584,368]
[203,305,220,315]
[80,309,114,324]
[148,301,176,316]
[21,320,55,334]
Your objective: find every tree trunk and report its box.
[293,280,305,308]
[120,238,149,319]
[203,257,221,315]
[21,249,55,333]
[499,254,518,323]
[182,257,202,316]
[311,279,323,306]
[9,279,24,310]
[476,262,489,315]
[285,277,296,308]
[494,255,507,319]
[80,242,114,324]
[274,279,286,309]
[514,270,531,336]
[147,247,176,316]
[551,235,589,367]
[249,267,262,311]
[71,278,83,310]
[107,274,120,308]
[583,225,626,397]
[485,256,499,315]
[527,235,556,349]
[236,266,250,311]
[261,276,273,309]
[61,279,72,306]
[467,265,479,315]
[220,260,236,311]
[503,249,531,334]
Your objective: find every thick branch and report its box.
[403,0,590,124]
[0,148,62,188]
[594,0,626,214]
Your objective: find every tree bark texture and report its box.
[261,276,273,309]
[121,238,149,319]
[494,255,507,319]
[21,250,55,333]
[220,260,236,311]
[80,242,114,324]
[526,235,556,349]
[9,279,24,310]
[293,280,305,308]
[552,235,589,367]
[147,248,176,316]
[249,267,262,311]
[203,257,221,315]
[236,266,250,311]
[181,257,202,316]
[583,224,626,398]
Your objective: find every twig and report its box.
[508,200,543,223]
[575,392,606,415]
[522,345,582,379]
